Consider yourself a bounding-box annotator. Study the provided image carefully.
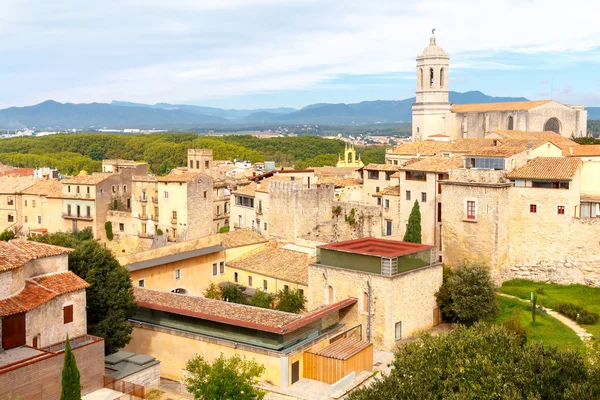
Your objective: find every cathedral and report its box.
[412,33,587,141]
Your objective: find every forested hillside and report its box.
[0,134,387,175]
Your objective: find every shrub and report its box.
[250,290,273,309]
[504,309,527,346]
[156,228,163,236]
[435,266,458,322]
[275,287,306,313]
[557,302,599,325]
[450,261,499,324]
[332,205,342,217]
[219,226,230,233]
[203,283,221,300]
[104,221,113,241]
[0,229,16,241]
[221,284,248,305]
[345,208,356,226]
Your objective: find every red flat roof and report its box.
[318,237,434,258]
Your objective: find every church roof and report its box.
[506,157,581,181]
[451,100,552,113]
[418,35,449,58]
[487,130,579,150]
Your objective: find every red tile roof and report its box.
[506,157,582,180]
[318,237,434,258]
[0,272,89,316]
[0,240,73,272]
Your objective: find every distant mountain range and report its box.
[1,91,598,130]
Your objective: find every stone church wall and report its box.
[528,102,585,137]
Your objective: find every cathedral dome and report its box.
[418,35,448,59]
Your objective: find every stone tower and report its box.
[412,32,452,141]
[336,143,364,168]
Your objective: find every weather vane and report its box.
[432,28,436,35]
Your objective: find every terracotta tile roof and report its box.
[506,157,581,180]
[157,171,203,183]
[400,156,464,173]
[0,176,40,194]
[313,166,358,177]
[489,130,579,150]
[227,243,313,285]
[0,168,35,177]
[220,228,267,249]
[362,163,400,172]
[312,338,371,360]
[22,179,63,197]
[0,240,73,272]
[456,140,547,157]
[0,271,89,316]
[564,145,600,157]
[62,173,113,185]
[133,287,356,334]
[318,177,362,188]
[389,141,451,156]
[373,185,400,197]
[232,181,257,197]
[452,100,552,113]
[447,138,497,152]
[318,237,434,258]
[390,171,401,178]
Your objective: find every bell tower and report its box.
[412,31,452,141]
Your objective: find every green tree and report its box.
[434,266,458,322]
[274,287,306,314]
[403,200,421,243]
[250,290,272,309]
[87,144,105,161]
[31,234,137,354]
[184,353,265,400]
[221,284,248,305]
[60,334,81,400]
[105,221,113,241]
[203,283,221,300]
[0,229,16,241]
[450,261,499,324]
[218,226,230,233]
[347,324,597,400]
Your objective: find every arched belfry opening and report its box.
[429,68,434,88]
[440,68,444,88]
[544,118,561,134]
[347,151,353,164]
[507,116,514,130]
[420,68,424,89]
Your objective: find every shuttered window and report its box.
[63,305,74,324]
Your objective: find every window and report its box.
[385,172,393,181]
[406,191,411,201]
[77,186,80,194]
[119,223,124,231]
[7,214,14,223]
[86,206,91,217]
[507,116,514,130]
[544,118,561,134]
[164,191,169,199]
[367,170,380,180]
[67,204,72,216]
[205,160,209,169]
[248,276,253,287]
[421,192,427,202]
[299,289,304,296]
[438,202,442,223]
[385,199,390,209]
[557,206,565,215]
[123,185,127,193]
[37,215,41,224]
[377,198,382,206]
[127,198,131,208]
[405,171,426,181]
[174,268,181,280]
[196,160,200,169]
[284,285,289,291]
[263,280,268,290]
[203,191,207,199]
[87,186,90,194]
[32,200,36,208]
[112,185,116,193]
[190,160,193,168]
[138,279,145,287]
[530,204,537,213]
[172,210,177,220]
[363,292,369,313]
[466,157,505,170]
[386,220,392,236]
[216,205,220,215]
[395,322,402,341]
[264,222,267,231]
[220,261,225,274]
[234,272,238,283]
[24,199,27,207]
[375,186,380,194]
[440,67,444,88]
[212,263,218,276]
[24,216,28,223]
[63,305,74,324]
[68,186,71,193]
[467,201,476,220]
[7,196,14,205]
[429,67,434,88]
[327,285,333,304]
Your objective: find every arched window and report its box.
[171,288,187,294]
[430,68,434,88]
[419,68,424,89]
[347,151,353,164]
[544,118,561,134]
[440,67,444,88]
[327,285,333,304]
[507,116,514,130]
[363,292,369,313]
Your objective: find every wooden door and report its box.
[433,308,440,327]
[291,361,300,384]
[2,313,26,349]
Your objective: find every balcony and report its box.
[151,197,158,204]
[170,218,178,225]
[152,216,159,222]
[62,213,93,221]
[138,232,154,239]
[139,214,149,221]
[138,196,148,203]
[256,208,263,215]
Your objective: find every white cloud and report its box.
[1,0,600,107]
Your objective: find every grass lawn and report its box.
[499,279,600,337]
[495,296,583,352]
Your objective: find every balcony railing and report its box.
[151,197,158,204]
[152,216,159,222]
[138,196,148,203]
[170,218,178,224]
[62,213,93,221]
[139,214,149,220]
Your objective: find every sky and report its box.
[1,0,600,110]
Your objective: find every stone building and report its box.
[0,240,106,399]
[308,237,443,350]
[411,33,587,141]
[358,164,399,203]
[0,176,39,233]
[373,185,401,238]
[20,178,63,237]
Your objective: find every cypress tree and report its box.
[61,335,81,400]
[403,200,422,244]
